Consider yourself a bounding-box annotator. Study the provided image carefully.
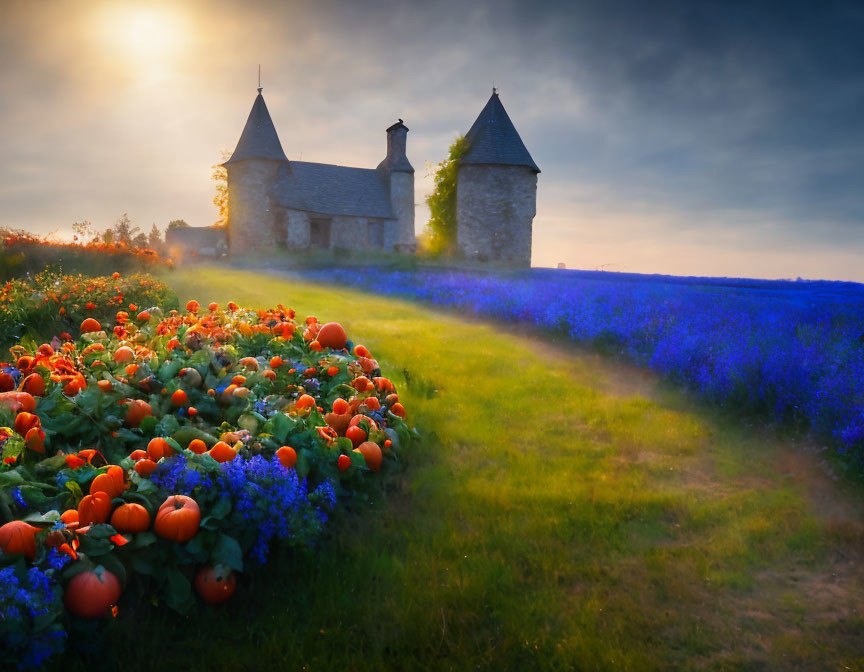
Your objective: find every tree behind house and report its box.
[422,136,468,256]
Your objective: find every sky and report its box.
[1,0,862,281]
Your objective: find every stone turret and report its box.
[223,88,288,256]
[456,91,540,266]
[378,120,415,250]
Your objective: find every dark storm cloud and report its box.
[508,0,864,230]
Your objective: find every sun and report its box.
[93,4,186,77]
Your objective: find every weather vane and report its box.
[258,65,262,94]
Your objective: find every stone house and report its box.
[456,91,540,266]
[223,87,415,256]
[164,226,227,260]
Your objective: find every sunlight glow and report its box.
[93,4,186,78]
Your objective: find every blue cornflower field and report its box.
[299,267,864,463]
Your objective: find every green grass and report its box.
[83,267,864,671]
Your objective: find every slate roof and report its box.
[462,92,540,173]
[271,162,394,219]
[224,92,288,165]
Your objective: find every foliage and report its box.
[0,286,413,668]
[421,136,468,256]
[211,150,231,228]
[298,266,864,467]
[166,220,190,233]
[1,228,171,281]
[0,270,177,351]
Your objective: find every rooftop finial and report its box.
[257,65,262,94]
[492,82,497,95]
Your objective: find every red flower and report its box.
[65,454,85,469]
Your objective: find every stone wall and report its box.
[225,160,283,255]
[388,171,415,250]
[277,208,396,250]
[456,164,536,266]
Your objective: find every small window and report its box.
[309,218,331,248]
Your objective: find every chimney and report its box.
[383,120,414,173]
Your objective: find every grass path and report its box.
[120,267,863,671]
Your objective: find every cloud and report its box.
[0,0,862,280]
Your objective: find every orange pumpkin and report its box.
[275,446,297,469]
[147,437,174,461]
[350,376,373,392]
[134,459,158,477]
[324,412,351,435]
[78,491,112,526]
[354,441,383,472]
[110,503,151,533]
[14,411,40,437]
[124,399,152,427]
[20,373,45,397]
[194,565,236,605]
[25,426,45,453]
[154,495,200,542]
[0,391,36,414]
[80,318,102,334]
[345,425,366,446]
[360,396,381,411]
[0,520,38,558]
[208,441,237,463]
[170,389,189,407]
[90,465,125,499]
[187,439,207,455]
[64,566,122,619]
[112,346,134,364]
[0,372,14,392]
[317,322,347,349]
[60,509,80,529]
[295,394,316,410]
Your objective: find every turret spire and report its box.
[223,87,287,166]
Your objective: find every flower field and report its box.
[0,284,412,668]
[299,267,864,465]
[0,270,178,350]
[1,229,170,281]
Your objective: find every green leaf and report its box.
[163,568,195,615]
[132,531,157,549]
[211,532,243,572]
[139,414,158,434]
[98,553,127,585]
[1,436,25,462]
[264,413,296,443]
[155,413,180,437]
[0,470,25,488]
[65,479,84,501]
[77,534,114,557]
[23,510,61,524]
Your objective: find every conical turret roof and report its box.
[461,91,539,172]
[224,91,288,165]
